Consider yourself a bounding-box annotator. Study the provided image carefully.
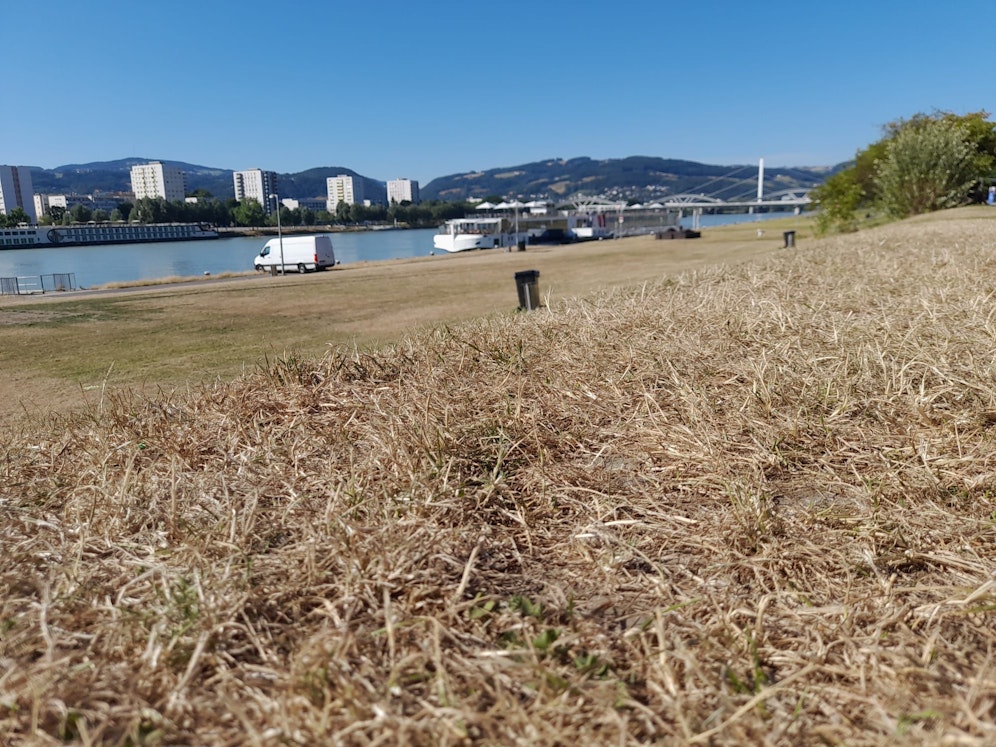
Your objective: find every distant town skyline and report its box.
[1,160,423,220]
[1,1,987,187]
[3,154,835,220]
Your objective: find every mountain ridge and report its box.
[420,156,836,203]
[23,155,838,203]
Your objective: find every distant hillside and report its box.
[421,156,837,202]
[31,158,237,199]
[277,168,386,204]
[23,155,837,204]
[28,159,386,203]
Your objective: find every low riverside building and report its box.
[35,192,129,218]
[281,197,327,212]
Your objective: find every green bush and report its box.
[875,119,978,218]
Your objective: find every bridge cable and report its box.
[677,164,756,200]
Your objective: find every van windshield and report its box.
[260,247,270,257]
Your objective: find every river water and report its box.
[0,213,794,289]
[0,228,442,289]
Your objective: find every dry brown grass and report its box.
[92,271,258,289]
[0,219,801,423]
[2,210,996,745]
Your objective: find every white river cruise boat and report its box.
[0,223,219,249]
[433,217,520,253]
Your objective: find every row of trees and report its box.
[30,195,474,230]
[227,197,471,229]
[0,207,32,228]
[813,110,996,234]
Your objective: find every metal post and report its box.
[270,193,284,274]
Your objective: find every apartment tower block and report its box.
[233,169,279,214]
[0,165,38,222]
[387,178,420,205]
[130,161,186,202]
[326,174,365,210]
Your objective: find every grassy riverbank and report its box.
[0,217,809,422]
[3,208,996,745]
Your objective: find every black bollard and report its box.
[514,270,540,310]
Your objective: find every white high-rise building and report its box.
[326,174,365,210]
[387,178,420,205]
[234,169,279,214]
[33,194,51,219]
[130,161,186,202]
[0,165,37,222]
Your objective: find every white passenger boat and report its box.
[569,212,613,240]
[433,217,519,253]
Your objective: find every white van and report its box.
[253,235,336,273]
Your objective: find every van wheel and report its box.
[298,263,306,273]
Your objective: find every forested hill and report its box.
[24,155,837,203]
[420,156,836,202]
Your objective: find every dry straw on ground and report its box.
[2,214,996,745]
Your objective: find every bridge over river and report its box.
[572,159,815,231]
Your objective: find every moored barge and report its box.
[0,223,219,248]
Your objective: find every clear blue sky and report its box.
[1,0,988,185]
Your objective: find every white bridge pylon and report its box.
[661,159,812,209]
[571,160,813,216]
